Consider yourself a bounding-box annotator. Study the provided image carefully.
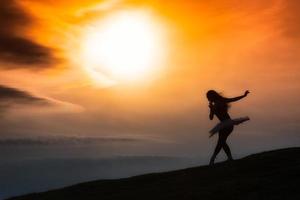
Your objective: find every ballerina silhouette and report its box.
[206,90,250,165]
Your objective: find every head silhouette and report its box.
[206,90,223,102]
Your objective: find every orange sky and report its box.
[1,0,300,156]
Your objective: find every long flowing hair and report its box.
[206,90,229,110]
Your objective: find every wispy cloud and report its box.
[0,85,51,113]
[0,136,144,146]
[0,85,49,104]
[0,84,86,115]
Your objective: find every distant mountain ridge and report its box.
[8,147,300,200]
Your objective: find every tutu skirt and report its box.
[209,116,250,136]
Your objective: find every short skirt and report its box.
[209,116,250,136]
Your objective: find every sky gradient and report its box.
[1,0,300,198]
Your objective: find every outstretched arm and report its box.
[225,90,250,103]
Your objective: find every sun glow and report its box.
[81,10,166,85]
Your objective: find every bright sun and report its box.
[81,10,165,85]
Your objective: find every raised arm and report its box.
[224,90,250,103]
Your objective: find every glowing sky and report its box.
[1,0,300,156]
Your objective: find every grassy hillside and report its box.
[8,147,300,200]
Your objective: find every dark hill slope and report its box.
[8,147,300,200]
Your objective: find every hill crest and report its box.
[8,147,300,200]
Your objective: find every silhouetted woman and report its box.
[206,90,250,165]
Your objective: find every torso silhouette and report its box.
[212,100,231,121]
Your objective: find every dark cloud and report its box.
[0,85,50,111]
[0,0,55,66]
[0,0,32,32]
[0,36,55,65]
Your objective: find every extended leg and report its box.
[209,126,233,165]
[223,142,233,161]
[209,140,223,165]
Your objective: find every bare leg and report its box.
[223,142,233,161]
[209,140,223,165]
[209,127,233,165]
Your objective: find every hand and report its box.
[244,90,250,96]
